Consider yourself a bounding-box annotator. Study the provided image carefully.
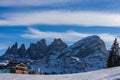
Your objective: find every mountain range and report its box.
[0,35,108,74]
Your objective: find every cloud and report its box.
[21,28,89,42]
[21,28,119,47]
[1,11,120,26]
[0,0,75,7]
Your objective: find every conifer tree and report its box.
[107,38,120,68]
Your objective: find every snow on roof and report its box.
[0,62,8,66]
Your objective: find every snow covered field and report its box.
[0,67,120,80]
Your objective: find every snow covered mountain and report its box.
[0,67,120,80]
[58,35,108,73]
[0,35,108,74]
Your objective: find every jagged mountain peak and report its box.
[18,43,27,57]
[48,38,68,52]
[52,38,63,44]
[50,38,67,46]
[20,43,26,49]
[36,39,47,48]
[29,43,35,47]
[14,42,18,47]
[37,39,46,44]
[11,42,18,49]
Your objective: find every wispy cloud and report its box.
[21,27,89,42]
[1,11,120,26]
[0,0,76,7]
[21,28,119,47]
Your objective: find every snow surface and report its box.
[0,67,120,80]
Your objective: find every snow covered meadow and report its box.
[0,67,120,80]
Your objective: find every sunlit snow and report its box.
[0,67,120,80]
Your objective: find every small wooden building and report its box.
[0,62,29,74]
[7,62,29,74]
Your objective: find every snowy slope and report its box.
[0,67,120,80]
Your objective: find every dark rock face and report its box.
[9,42,18,55]
[26,39,47,60]
[0,39,67,60]
[47,38,68,55]
[18,44,27,58]
[45,38,68,68]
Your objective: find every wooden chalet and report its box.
[0,62,29,74]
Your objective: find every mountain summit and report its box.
[57,35,108,73]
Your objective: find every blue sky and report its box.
[0,0,120,55]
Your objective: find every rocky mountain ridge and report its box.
[0,35,108,74]
[1,38,67,60]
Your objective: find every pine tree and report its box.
[107,38,120,68]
